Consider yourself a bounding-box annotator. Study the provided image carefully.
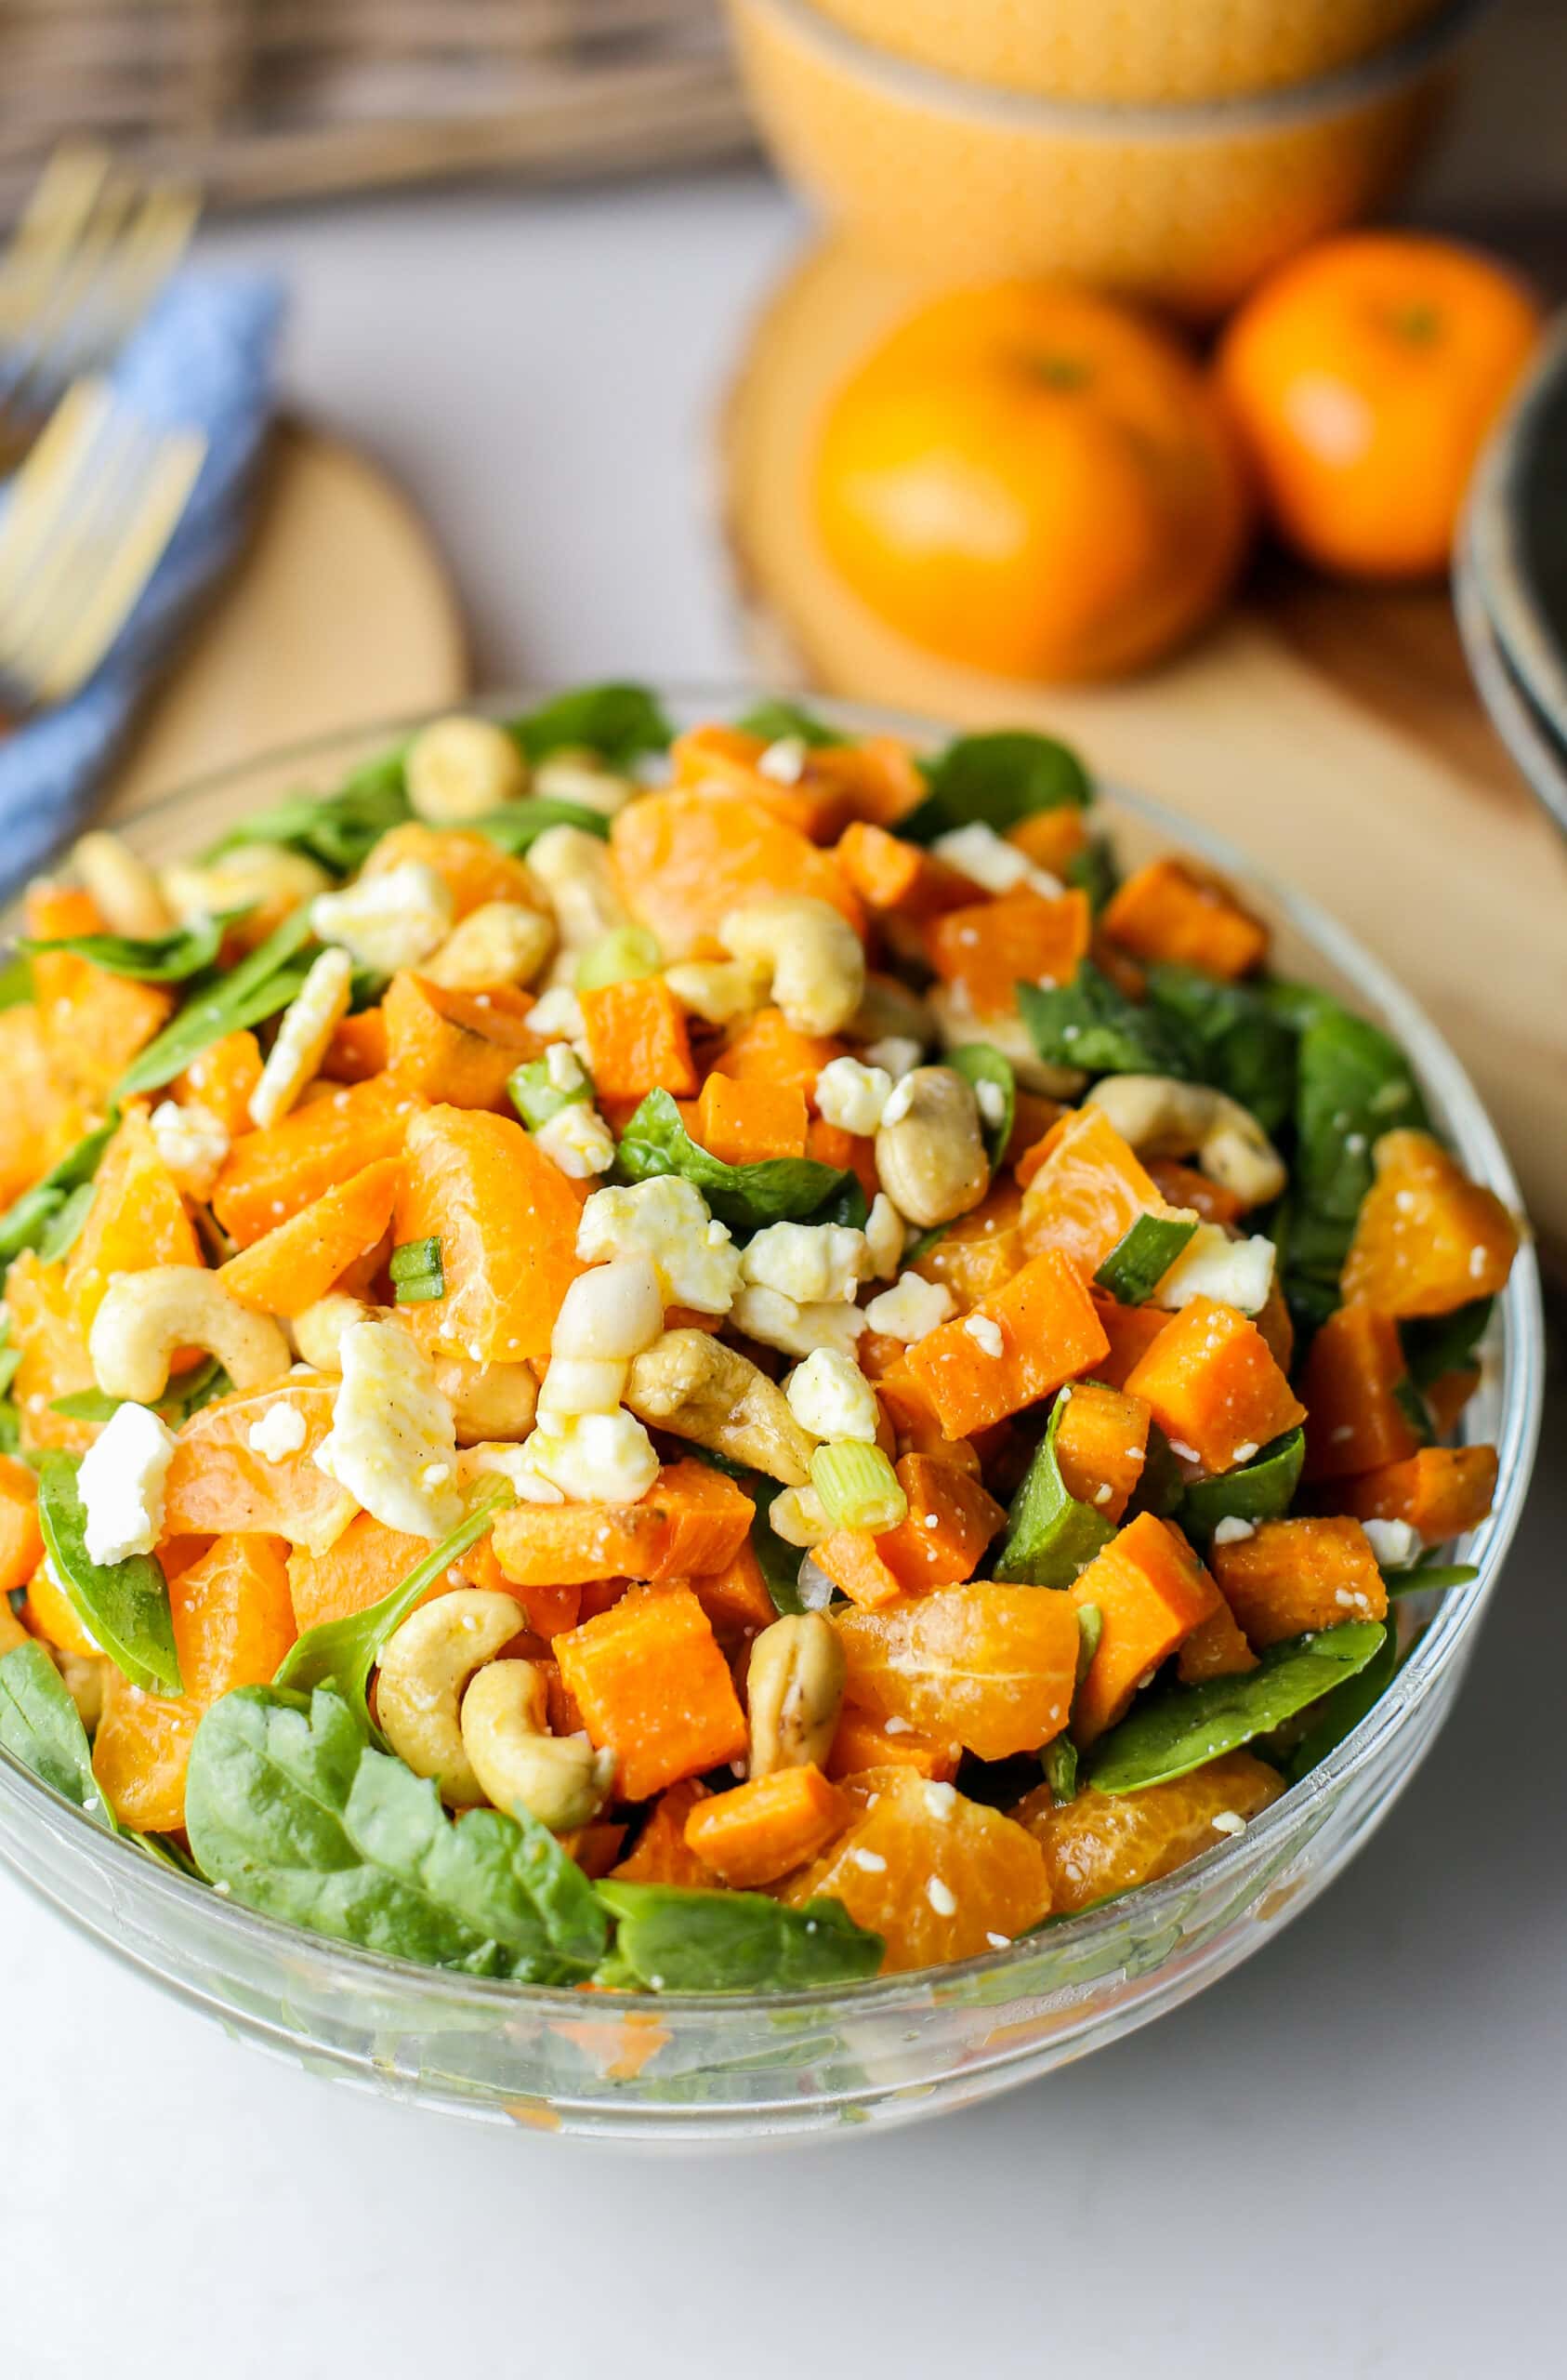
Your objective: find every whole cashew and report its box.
[718,896,865,1038]
[89,1267,292,1403]
[1085,1075,1286,1210]
[533,750,637,817]
[376,1589,526,1806]
[624,1328,816,1486]
[875,1066,990,1229]
[405,714,528,823]
[459,1659,617,1831]
[526,826,631,985]
[73,831,173,939]
[162,844,330,929]
[663,959,769,1025]
[745,1613,847,1778]
[292,1291,369,1373]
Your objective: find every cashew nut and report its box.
[526,825,630,984]
[423,900,554,991]
[161,844,331,930]
[624,1328,815,1486]
[849,971,935,1050]
[72,831,173,939]
[663,959,769,1025]
[929,990,1086,1100]
[88,1267,292,1403]
[459,1658,617,1831]
[875,1066,990,1229]
[745,1613,847,1778]
[291,1291,369,1373]
[427,1347,540,1444]
[405,714,528,823]
[533,749,637,817]
[376,1590,526,1806]
[718,896,865,1038]
[1085,1075,1286,1210]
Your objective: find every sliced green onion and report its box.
[809,1442,907,1533]
[388,1236,444,1304]
[508,1056,591,1133]
[1044,1737,1078,1805]
[574,925,661,993]
[1094,1210,1198,1305]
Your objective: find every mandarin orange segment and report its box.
[0,1454,44,1595]
[286,1511,437,1633]
[214,1076,425,1247]
[1339,1129,1520,1318]
[26,882,175,1103]
[1124,1296,1306,1475]
[216,1156,402,1318]
[63,1104,203,1341]
[836,1580,1079,1761]
[6,1251,98,1454]
[383,972,539,1110]
[0,1005,76,1208]
[394,1103,583,1364]
[782,1767,1050,1972]
[610,789,863,960]
[163,1384,356,1550]
[910,1179,1026,1311]
[1069,1514,1222,1742]
[1018,1752,1284,1914]
[173,1028,263,1133]
[22,1551,103,1658]
[1020,1105,1180,1280]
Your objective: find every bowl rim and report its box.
[734,0,1483,139]
[0,685,1545,2021]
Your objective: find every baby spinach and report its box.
[615,1089,851,1234]
[508,681,673,769]
[1063,836,1119,916]
[1402,1298,1492,1390]
[207,754,411,875]
[20,908,241,984]
[1284,1623,1400,1784]
[1144,963,1297,1138]
[1383,1561,1477,1597]
[900,730,1091,843]
[0,1638,117,1831]
[471,797,612,854]
[731,697,844,749]
[112,906,318,1100]
[0,1120,115,1276]
[0,952,33,1010]
[1176,1428,1305,1544]
[274,1482,513,1720]
[35,1453,182,1696]
[184,1685,606,1982]
[52,1355,230,1431]
[33,1180,97,1266]
[1094,1210,1197,1304]
[948,1042,1016,1172]
[595,1882,883,1994]
[1282,1000,1429,1329]
[1018,963,1197,1081]
[992,1395,1113,1589]
[1086,1621,1386,1793]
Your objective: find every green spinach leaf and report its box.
[0,1120,115,1275]
[992,1394,1114,1588]
[1018,962,1197,1080]
[470,796,612,853]
[509,682,672,768]
[20,908,242,984]
[731,697,844,748]
[52,1355,230,1432]
[1086,1622,1385,1793]
[1284,1623,1400,1784]
[615,1089,850,1234]
[1177,1428,1305,1544]
[0,1638,117,1830]
[112,906,318,1100]
[1094,1210,1197,1304]
[1402,1298,1492,1390]
[948,1042,1016,1171]
[595,1882,883,1993]
[900,731,1092,843]
[1145,963,1297,1137]
[206,754,411,874]
[36,1453,181,1695]
[1383,1561,1477,1597]
[1062,836,1119,917]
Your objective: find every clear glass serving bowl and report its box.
[0,693,1544,2144]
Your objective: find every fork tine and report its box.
[0,177,139,424]
[0,144,113,338]
[56,183,200,386]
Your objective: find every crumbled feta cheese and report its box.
[1152,1223,1275,1316]
[731,1284,867,1361]
[456,1440,563,1504]
[76,1403,178,1567]
[1211,1514,1256,1545]
[880,1074,918,1128]
[577,1176,742,1313]
[310,859,453,974]
[248,946,354,1129]
[862,1035,923,1082]
[525,985,586,1043]
[931,822,1060,898]
[1210,1810,1246,1837]
[740,1219,870,1305]
[814,1055,892,1137]
[962,1313,1004,1359]
[314,1319,461,1537]
[522,1410,659,1504]
[974,1077,1007,1130]
[148,1099,229,1198]
[923,1781,957,1820]
[925,1875,957,1917]
[864,1272,955,1343]
[545,1040,586,1093]
[795,1554,835,1610]
[863,1193,905,1281]
[786,1347,879,1444]
[246,1401,308,1463]
[1362,1516,1422,1570]
[757,734,807,785]
[534,1101,616,1178]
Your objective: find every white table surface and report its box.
[4,172,1564,2379]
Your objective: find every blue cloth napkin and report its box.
[0,267,283,894]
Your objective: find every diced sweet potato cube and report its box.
[836,821,982,920]
[581,975,698,1102]
[217,1157,402,1317]
[1125,1296,1306,1476]
[685,1764,848,1887]
[1301,1301,1423,1481]
[824,1707,959,1782]
[709,1007,846,1098]
[904,1251,1110,1440]
[1335,1445,1497,1544]
[1176,1593,1258,1683]
[610,1778,714,1885]
[1070,1513,1221,1743]
[491,1458,752,1587]
[0,1457,44,1597]
[926,886,1090,1017]
[1210,1515,1388,1647]
[693,1072,808,1165]
[1053,1382,1151,1524]
[554,1580,746,1800]
[1103,857,1268,980]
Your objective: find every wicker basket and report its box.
[0,0,751,219]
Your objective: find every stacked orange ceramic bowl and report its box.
[724,0,1482,316]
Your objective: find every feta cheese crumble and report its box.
[577,1176,742,1314]
[814,1055,893,1137]
[314,1319,461,1538]
[246,1402,308,1463]
[248,945,354,1129]
[148,1099,229,1199]
[1362,1516,1423,1570]
[310,859,453,974]
[786,1347,879,1444]
[740,1220,870,1305]
[864,1272,955,1344]
[930,822,1061,899]
[77,1402,178,1567]
[1152,1223,1275,1316]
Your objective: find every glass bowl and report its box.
[0,692,1543,2144]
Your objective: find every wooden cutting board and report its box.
[724,235,1567,1269]
[107,419,468,820]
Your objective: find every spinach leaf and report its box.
[1383,1561,1477,1597]
[1086,1622,1385,1793]
[509,682,672,769]
[35,1453,181,1695]
[1145,963,1297,1137]
[20,908,240,984]
[615,1089,850,1234]
[470,797,612,853]
[1284,1623,1400,1784]
[184,1686,603,1981]
[992,1395,1114,1588]
[1282,1002,1428,1329]
[52,1355,230,1432]
[33,1179,97,1265]
[1018,963,1196,1080]
[948,1042,1015,1171]
[900,731,1091,843]
[207,755,411,874]
[0,1120,115,1275]
[0,952,33,1010]
[1177,1429,1305,1544]
[1063,836,1119,916]
[0,1638,117,1831]
[112,906,318,1100]
[1402,1298,1492,1391]
[595,1882,883,1993]
[274,1483,512,1720]
[731,697,844,749]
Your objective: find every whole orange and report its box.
[811,284,1251,682]
[1217,231,1543,579]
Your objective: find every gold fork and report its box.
[0,144,199,468]
[0,377,205,718]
